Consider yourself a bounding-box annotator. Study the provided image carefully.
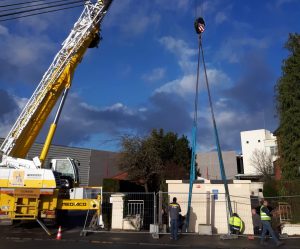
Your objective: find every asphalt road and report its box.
[2,239,183,249]
[1,219,299,249]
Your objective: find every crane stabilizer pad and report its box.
[0,219,12,226]
[220,234,239,240]
[152,233,159,239]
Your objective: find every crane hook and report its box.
[194,17,205,34]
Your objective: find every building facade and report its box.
[240,129,278,175]
[196,151,239,180]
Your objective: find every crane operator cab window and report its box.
[51,158,79,188]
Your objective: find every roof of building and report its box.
[112,171,128,180]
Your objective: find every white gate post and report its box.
[110,193,125,229]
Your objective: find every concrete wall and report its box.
[241,129,277,175]
[166,180,253,234]
[89,150,121,186]
[196,151,238,180]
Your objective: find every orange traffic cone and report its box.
[56,226,62,240]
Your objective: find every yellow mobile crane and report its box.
[0,0,113,234]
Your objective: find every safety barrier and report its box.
[101,192,155,231]
[158,192,235,234]
[261,196,300,235]
[79,191,300,236]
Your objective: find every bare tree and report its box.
[250,149,274,180]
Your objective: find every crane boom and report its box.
[0,1,112,233]
[0,0,112,158]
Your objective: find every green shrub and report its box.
[103,178,120,192]
[263,179,279,197]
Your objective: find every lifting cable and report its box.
[185,16,233,232]
[200,32,233,217]
[185,20,202,232]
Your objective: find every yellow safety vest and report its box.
[229,216,242,231]
[260,205,271,221]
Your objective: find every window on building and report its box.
[246,141,249,144]
[270,146,278,156]
[258,140,261,143]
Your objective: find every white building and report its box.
[241,129,278,175]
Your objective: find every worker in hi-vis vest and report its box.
[260,199,284,247]
[229,213,243,234]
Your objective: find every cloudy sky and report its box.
[0,0,299,153]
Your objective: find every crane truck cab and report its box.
[50,157,80,189]
[0,155,80,189]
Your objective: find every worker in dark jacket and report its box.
[252,208,261,235]
[168,197,181,240]
[229,213,243,234]
[260,200,284,247]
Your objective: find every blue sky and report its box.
[0,0,299,153]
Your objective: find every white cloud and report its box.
[155,74,195,96]
[206,68,232,87]
[0,123,12,138]
[154,0,189,11]
[18,16,51,33]
[275,0,296,8]
[105,0,133,24]
[159,36,198,73]
[105,102,126,111]
[218,37,269,63]
[157,35,232,97]
[201,0,219,14]
[159,36,197,61]
[121,13,160,36]
[0,22,57,85]
[215,11,228,24]
[0,25,8,36]
[106,0,160,36]
[6,35,54,66]
[155,67,231,97]
[80,102,100,111]
[0,93,26,138]
[197,143,216,153]
[215,98,229,108]
[215,111,237,125]
[142,67,166,82]
[138,107,147,112]
[238,38,269,48]
[14,96,28,110]
[80,101,135,115]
